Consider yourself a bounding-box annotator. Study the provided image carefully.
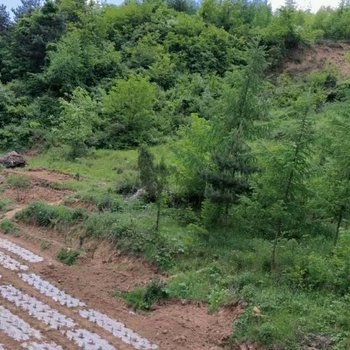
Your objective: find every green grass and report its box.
[17,146,350,349]
[16,201,87,231]
[114,279,169,311]
[0,219,19,235]
[0,198,13,213]
[29,144,176,192]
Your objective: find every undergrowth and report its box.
[57,247,80,266]
[0,219,19,235]
[16,201,87,231]
[114,279,169,311]
[0,198,12,212]
[21,147,350,350]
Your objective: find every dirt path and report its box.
[0,169,242,350]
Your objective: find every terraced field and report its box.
[0,169,242,350]
[0,236,158,350]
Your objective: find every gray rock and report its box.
[0,151,26,168]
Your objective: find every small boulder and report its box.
[0,151,27,168]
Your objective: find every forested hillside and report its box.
[1,0,350,349]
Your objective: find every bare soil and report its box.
[284,42,350,77]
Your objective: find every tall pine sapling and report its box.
[321,106,350,246]
[204,130,256,230]
[138,146,168,232]
[0,5,10,32]
[12,0,41,21]
[269,95,314,271]
[154,158,168,232]
[203,42,267,227]
[138,145,157,201]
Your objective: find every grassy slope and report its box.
[24,142,350,350]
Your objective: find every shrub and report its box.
[57,247,80,265]
[16,201,87,230]
[7,174,31,188]
[115,171,139,195]
[84,212,120,238]
[7,174,31,202]
[0,198,12,212]
[116,279,169,311]
[0,219,19,235]
[77,190,124,212]
[208,286,232,313]
[40,239,52,250]
[96,193,123,212]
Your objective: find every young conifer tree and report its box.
[138,146,168,232]
[321,104,350,246]
[203,42,267,228]
[265,94,314,271]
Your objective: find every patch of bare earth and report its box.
[284,42,350,77]
[1,169,73,205]
[0,227,243,349]
[3,168,74,184]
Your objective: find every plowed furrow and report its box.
[0,285,118,350]
[0,305,62,350]
[0,239,43,263]
[0,236,158,350]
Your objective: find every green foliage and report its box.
[173,114,213,203]
[78,191,124,212]
[0,198,12,212]
[40,239,52,250]
[57,247,80,265]
[0,219,19,235]
[7,174,31,189]
[116,279,169,311]
[16,201,86,230]
[55,87,98,158]
[138,145,157,201]
[137,146,169,231]
[103,75,157,147]
[3,1,350,349]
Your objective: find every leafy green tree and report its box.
[55,87,97,158]
[167,0,196,14]
[154,158,168,232]
[10,0,65,75]
[103,75,157,147]
[46,30,121,94]
[174,114,213,204]
[284,0,297,10]
[203,130,256,229]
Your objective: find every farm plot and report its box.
[0,236,158,350]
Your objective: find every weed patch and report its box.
[115,279,169,311]
[16,201,87,231]
[57,247,80,266]
[0,219,19,235]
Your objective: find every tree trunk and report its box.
[224,203,229,233]
[156,200,161,233]
[271,221,282,272]
[334,209,343,246]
